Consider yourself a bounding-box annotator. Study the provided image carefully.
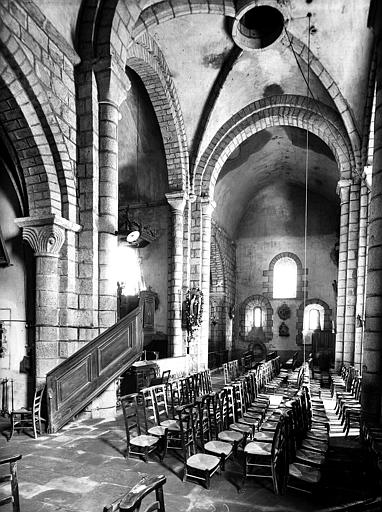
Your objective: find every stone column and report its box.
[354,176,370,371]
[15,215,81,385]
[335,179,352,368]
[95,60,130,331]
[165,191,186,357]
[199,197,216,370]
[343,179,361,365]
[362,1,382,421]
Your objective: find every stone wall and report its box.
[234,182,339,361]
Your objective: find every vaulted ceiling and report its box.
[38,0,373,237]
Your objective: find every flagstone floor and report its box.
[0,380,380,512]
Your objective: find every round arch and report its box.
[194,95,354,197]
[0,30,77,219]
[239,294,273,342]
[77,1,189,193]
[296,298,333,334]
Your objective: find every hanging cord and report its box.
[284,21,367,188]
[303,13,312,366]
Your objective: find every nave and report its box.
[1,359,380,512]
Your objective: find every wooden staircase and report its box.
[46,306,143,433]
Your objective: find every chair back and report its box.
[162,370,171,385]
[195,394,211,446]
[151,384,170,424]
[271,416,288,494]
[176,403,197,460]
[33,385,45,419]
[103,474,166,512]
[140,387,157,430]
[121,394,141,445]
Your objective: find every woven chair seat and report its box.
[252,431,273,442]
[204,440,232,456]
[160,419,180,431]
[296,448,326,466]
[289,462,321,483]
[218,430,243,443]
[187,453,220,471]
[147,425,167,436]
[244,441,272,456]
[130,435,159,447]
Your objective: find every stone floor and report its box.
[0,385,380,512]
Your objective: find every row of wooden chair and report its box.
[331,365,362,435]
[242,364,331,495]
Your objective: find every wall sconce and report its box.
[116,206,158,248]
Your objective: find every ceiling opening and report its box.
[232,4,285,51]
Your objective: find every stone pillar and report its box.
[343,179,361,365]
[362,1,382,421]
[165,191,186,357]
[335,179,352,368]
[15,215,81,385]
[354,176,370,371]
[96,60,130,330]
[199,197,216,370]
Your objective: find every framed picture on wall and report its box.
[0,225,10,267]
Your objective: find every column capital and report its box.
[15,215,81,257]
[165,191,187,213]
[95,57,131,108]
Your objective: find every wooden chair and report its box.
[196,395,233,471]
[103,473,166,512]
[120,394,164,462]
[209,390,244,457]
[150,370,171,387]
[0,454,22,512]
[179,403,221,489]
[243,417,287,494]
[10,385,46,440]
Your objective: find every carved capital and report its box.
[165,191,187,213]
[15,215,81,257]
[95,57,131,108]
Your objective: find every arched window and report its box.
[273,257,297,298]
[303,303,324,333]
[253,306,263,328]
[308,308,320,330]
[240,295,273,341]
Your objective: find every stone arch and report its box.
[194,95,354,197]
[0,58,60,217]
[296,298,332,334]
[126,34,189,191]
[240,294,273,342]
[80,1,189,193]
[264,252,306,301]
[0,28,77,220]
[280,31,361,170]
[132,1,236,40]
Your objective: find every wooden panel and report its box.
[46,307,142,433]
[57,358,91,404]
